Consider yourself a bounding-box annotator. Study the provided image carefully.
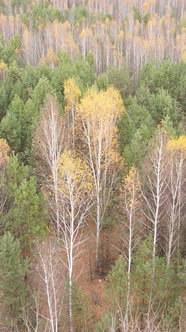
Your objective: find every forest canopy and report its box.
[0,1,185,331]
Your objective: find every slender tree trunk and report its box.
[68,273,73,332]
[125,213,132,331]
[71,105,75,150]
[53,171,60,236]
[96,194,100,273]
[152,162,161,279]
[68,210,74,332]
[167,208,176,266]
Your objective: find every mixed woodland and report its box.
[0,0,186,331]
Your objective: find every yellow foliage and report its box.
[125,167,141,191]
[0,61,8,73]
[182,52,186,61]
[0,138,10,165]
[64,79,81,110]
[80,28,92,38]
[40,48,59,67]
[77,87,124,166]
[142,2,150,11]
[121,167,141,208]
[62,21,71,30]
[78,86,124,121]
[118,30,125,40]
[58,150,93,195]
[167,136,186,154]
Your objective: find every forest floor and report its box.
[0,221,120,331]
[30,219,120,331]
[75,219,121,315]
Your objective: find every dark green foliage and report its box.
[120,97,154,145]
[0,156,47,254]
[0,95,36,163]
[106,255,127,309]
[72,282,94,332]
[132,235,183,328]
[10,63,53,102]
[0,75,54,163]
[95,13,113,22]
[136,85,182,127]
[21,0,65,29]
[0,4,185,326]
[143,12,150,25]
[139,59,186,115]
[119,60,185,167]
[96,73,109,91]
[9,177,47,253]
[0,0,29,13]
[0,34,21,64]
[0,76,15,119]
[96,311,117,332]
[31,77,53,110]
[66,5,89,25]
[0,232,29,326]
[11,0,29,7]
[119,97,155,167]
[5,156,47,253]
[10,64,47,102]
[7,155,30,192]
[132,8,150,25]
[51,54,95,104]
[123,130,151,168]
[0,51,95,164]
[107,65,131,98]
[102,236,183,330]
[0,95,25,153]
[0,62,36,119]
[132,7,142,22]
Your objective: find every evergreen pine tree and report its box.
[0,232,29,327]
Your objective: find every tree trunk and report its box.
[69,275,73,332]
[95,195,100,273]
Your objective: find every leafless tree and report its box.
[164,141,186,266]
[20,292,43,332]
[34,95,65,234]
[142,130,168,279]
[36,239,64,332]
[119,167,142,331]
[57,151,93,332]
[20,239,65,332]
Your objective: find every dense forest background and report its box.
[0,0,185,331]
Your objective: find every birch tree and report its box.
[21,239,65,332]
[120,167,141,330]
[165,136,186,266]
[64,79,81,150]
[20,294,42,332]
[57,150,93,332]
[77,87,124,272]
[142,130,168,279]
[36,240,64,332]
[34,95,65,235]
